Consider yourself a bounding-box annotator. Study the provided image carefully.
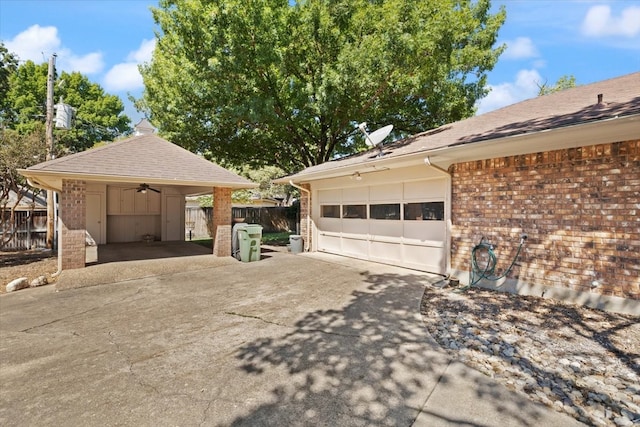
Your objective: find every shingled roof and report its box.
[20,133,256,191]
[284,72,640,182]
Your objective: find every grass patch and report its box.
[190,231,293,249]
[191,238,213,249]
[262,232,293,246]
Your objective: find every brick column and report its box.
[60,179,86,270]
[212,187,232,257]
[299,183,311,250]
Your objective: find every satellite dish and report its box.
[358,123,393,156]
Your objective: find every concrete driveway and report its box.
[0,250,582,426]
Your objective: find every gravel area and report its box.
[1,250,58,294]
[421,284,640,427]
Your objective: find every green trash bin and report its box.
[238,224,263,262]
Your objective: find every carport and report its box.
[18,131,256,271]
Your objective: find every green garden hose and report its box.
[456,233,527,292]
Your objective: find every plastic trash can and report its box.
[232,222,247,260]
[289,234,303,254]
[237,224,263,262]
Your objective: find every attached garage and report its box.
[303,164,451,275]
[279,73,639,313]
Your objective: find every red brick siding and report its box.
[451,139,640,300]
[213,187,232,257]
[300,183,311,250]
[60,179,86,270]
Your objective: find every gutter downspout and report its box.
[26,178,63,278]
[424,157,452,276]
[289,180,311,252]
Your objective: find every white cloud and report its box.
[4,24,60,62]
[103,63,143,92]
[4,24,104,74]
[64,52,104,75]
[476,69,542,115]
[103,39,155,92]
[581,5,640,37]
[502,37,539,60]
[127,38,156,63]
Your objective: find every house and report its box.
[279,72,640,314]
[19,131,256,271]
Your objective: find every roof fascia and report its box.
[282,113,640,184]
[17,170,258,192]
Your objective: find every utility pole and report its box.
[45,53,56,249]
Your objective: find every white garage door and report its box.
[316,178,448,274]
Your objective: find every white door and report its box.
[86,193,103,244]
[165,195,183,241]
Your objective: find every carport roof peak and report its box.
[22,133,256,190]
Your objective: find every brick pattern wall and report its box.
[451,139,639,300]
[60,179,86,270]
[300,184,311,250]
[212,187,232,257]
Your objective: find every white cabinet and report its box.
[107,187,161,215]
[148,190,161,214]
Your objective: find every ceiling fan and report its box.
[133,183,160,194]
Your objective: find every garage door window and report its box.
[370,203,400,220]
[343,204,366,219]
[404,202,444,221]
[321,205,341,218]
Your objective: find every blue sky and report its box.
[1,0,639,125]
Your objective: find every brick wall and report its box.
[451,139,639,300]
[59,179,86,270]
[300,183,311,250]
[212,187,232,257]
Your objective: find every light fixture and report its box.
[351,172,362,181]
[140,188,147,194]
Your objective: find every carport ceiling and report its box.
[19,134,257,194]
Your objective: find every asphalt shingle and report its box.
[26,133,253,187]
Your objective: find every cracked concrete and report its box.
[1,250,583,426]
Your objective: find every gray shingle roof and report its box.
[287,72,640,180]
[25,133,255,188]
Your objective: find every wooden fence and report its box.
[1,210,48,251]
[185,206,299,239]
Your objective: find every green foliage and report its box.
[0,126,48,247]
[538,75,577,96]
[140,0,505,172]
[4,57,131,155]
[0,42,19,127]
[0,126,47,193]
[197,195,213,207]
[231,165,292,204]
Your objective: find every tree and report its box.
[232,165,294,204]
[0,43,19,127]
[1,49,131,248]
[5,59,131,154]
[538,75,577,96]
[140,0,505,173]
[197,165,294,206]
[0,126,47,248]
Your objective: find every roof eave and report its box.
[18,170,258,192]
[280,113,640,184]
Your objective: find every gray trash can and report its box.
[289,234,303,254]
